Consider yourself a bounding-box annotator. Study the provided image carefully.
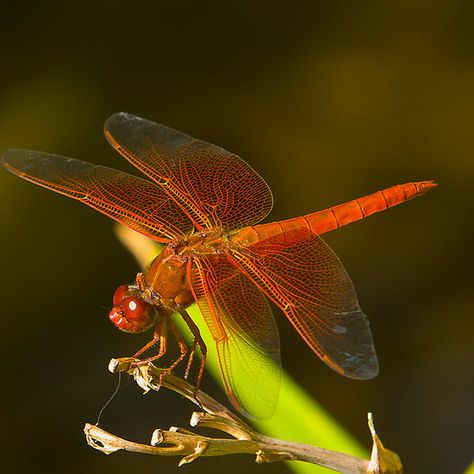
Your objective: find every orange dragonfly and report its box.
[2,113,435,418]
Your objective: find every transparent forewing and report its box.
[230,227,379,379]
[2,149,192,242]
[104,112,273,231]
[189,254,281,419]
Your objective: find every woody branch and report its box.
[84,358,400,473]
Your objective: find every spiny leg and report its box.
[132,316,164,358]
[133,315,169,366]
[184,339,197,380]
[178,309,207,401]
[157,318,189,385]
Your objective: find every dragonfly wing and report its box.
[189,255,281,419]
[104,112,273,230]
[2,149,192,242]
[230,227,379,380]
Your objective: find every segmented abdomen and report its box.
[232,181,436,246]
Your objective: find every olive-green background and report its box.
[1,2,472,473]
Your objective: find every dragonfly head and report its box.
[109,285,156,333]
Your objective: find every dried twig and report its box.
[84,358,402,473]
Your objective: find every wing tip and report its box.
[2,149,38,175]
[322,348,379,380]
[341,355,379,380]
[104,112,137,135]
[105,111,141,127]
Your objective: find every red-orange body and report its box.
[2,112,436,418]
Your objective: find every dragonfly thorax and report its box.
[137,227,228,311]
[173,227,229,255]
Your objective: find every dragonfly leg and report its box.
[157,319,189,385]
[184,339,197,380]
[133,315,169,365]
[178,309,207,401]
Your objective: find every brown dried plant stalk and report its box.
[84,358,402,473]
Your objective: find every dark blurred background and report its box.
[1,1,473,473]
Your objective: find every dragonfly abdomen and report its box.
[303,181,436,235]
[233,181,436,247]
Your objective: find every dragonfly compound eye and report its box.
[112,284,128,305]
[122,296,146,320]
[109,296,155,333]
